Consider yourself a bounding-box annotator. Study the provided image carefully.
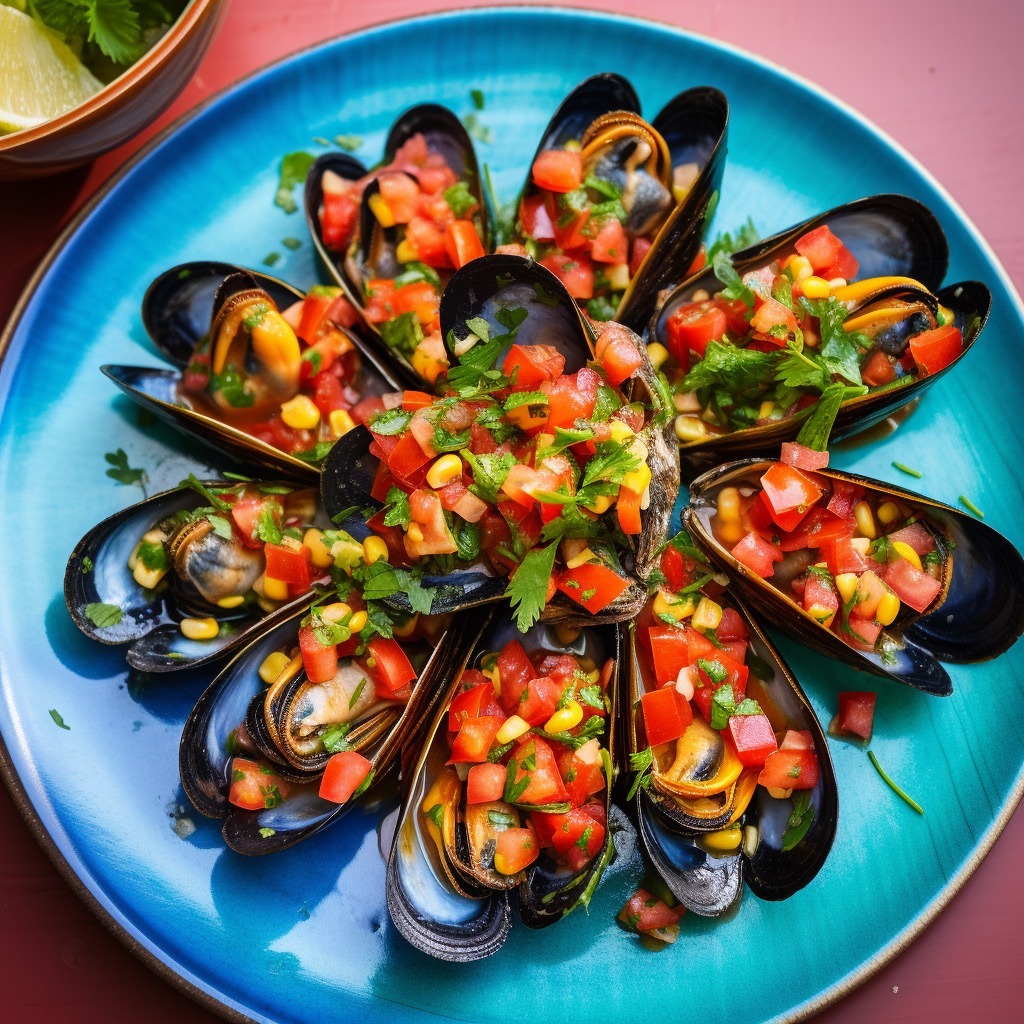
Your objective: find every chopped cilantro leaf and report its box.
[504,542,558,632]
[275,151,315,213]
[84,602,122,628]
[104,448,147,489]
[48,709,70,731]
[781,791,815,850]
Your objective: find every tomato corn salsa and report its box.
[711,448,947,656]
[655,225,962,446]
[421,637,614,880]
[359,316,656,630]
[631,533,822,843]
[317,132,487,382]
[130,478,327,641]
[182,286,380,463]
[512,143,699,319]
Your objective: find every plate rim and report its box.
[2,6,1023,1024]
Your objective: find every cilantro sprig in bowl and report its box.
[320,254,679,631]
[646,195,991,479]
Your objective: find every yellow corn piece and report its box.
[544,700,584,734]
[766,786,793,800]
[407,523,424,544]
[280,394,320,430]
[757,401,776,421]
[321,602,352,624]
[785,255,814,281]
[411,345,447,384]
[582,493,614,515]
[362,536,389,565]
[258,651,291,685]
[263,576,289,601]
[303,528,334,568]
[704,823,742,852]
[621,459,651,498]
[877,501,902,526]
[691,597,723,633]
[132,561,167,590]
[180,617,219,641]
[800,275,831,299]
[891,540,922,571]
[717,486,741,523]
[368,193,396,227]
[395,237,418,263]
[835,572,859,603]
[646,342,669,370]
[653,589,696,623]
[426,454,464,489]
[329,408,356,437]
[216,595,245,609]
[875,590,901,626]
[496,715,530,745]
[348,610,368,633]
[607,420,635,444]
[853,500,877,539]
[605,262,630,292]
[674,415,707,442]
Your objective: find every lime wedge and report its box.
[0,6,104,134]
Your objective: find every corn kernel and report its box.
[348,610,368,633]
[704,823,742,852]
[717,486,741,523]
[607,420,635,444]
[216,594,246,609]
[321,602,352,624]
[875,589,901,626]
[891,540,922,571]
[835,572,859,603]
[133,561,167,590]
[646,342,670,370]
[362,536,389,565]
[718,521,744,546]
[544,700,584,733]
[368,192,396,227]
[691,597,723,633]
[263,576,289,601]
[877,501,902,526]
[495,715,530,745]
[653,588,696,623]
[582,493,614,515]
[281,535,304,553]
[621,460,651,497]
[766,786,793,800]
[411,346,447,384]
[674,415,707,442]
[180,617,219,641]
[605,262,631,292]
[801,275,831,299]
[566,547,598,570]
[302,528,333,568]
[426,453,464,489]
[853,500,877,539]
[280,394,321,430]
[787,255,813,281]
[395,237,418,263]
[407,523,424,544]
[329,408,356,437]
[757,400,776,420]
[258,651,291,684]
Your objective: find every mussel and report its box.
[305,104,491,387]
[179,604,459,854]
[683,459,1024,695]
[319,253,679,625]
[387,607,619,958]
[650,195,990,477]
[509,74,728,333]
[104,264,399,479]
[65,478,327,672]
[625,544,838,915]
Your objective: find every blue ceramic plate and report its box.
[2,9,1022,1024]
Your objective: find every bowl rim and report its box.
[0,0,222,151]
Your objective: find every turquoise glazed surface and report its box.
[1,9,1022,1023]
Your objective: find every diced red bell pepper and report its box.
[556,561,630,613]
[264,543,313,594]
[502,344,565,388]
[909,325,963,376]
[387,431,432,488]
[297,291,336,344]
[595,326,643,387]
[647,625,691,686]
[444,220,486,269]
[760,463,824,529]
[664,300,729,361]
[731,531,784,578]
[831,691,877,741]
[298,625,337,684]
[883,558,943,613]
[531,149,583,193]
[728,713,778,767]
[780,442,830,471]
[659,544,686,592]
[391,281,439,325]
[617,486,643,535]
[466,763,508,804]
[641,687,694,747]
[319,750,374,803]
[364,637,417,695]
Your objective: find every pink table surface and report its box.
[2,1,1022,1021]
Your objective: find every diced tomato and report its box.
[641,687,694,747]
[469,421,498,455]
[297,626,337,684]
[363,279,395,323]
[503,344,565,388]
[362,637,417,696]
[296,292,336,344]
[820,535,869,576]
[405,488,458,558]
[317,750,373,804]
[554,207,591,250]
[517,676,563,727]
[728,714,778,767]
[750,295,799,342]
[494,828,540,875]
[647,626,691,686]
[842,613,883,651]
[444,220,486,269]
[883,558,943,613]
[803,572,840,628]
[511,736,568,805]
[230,493,276,549]
[780,442,829,471]
[519,193,556,241]
[826,480,864,520]
[466,763,507,804]
[619,888,684,933]
[556,561,630,613]
[595,326,643,387]
[228,758,290,811]
[264,543,313,595]
[378,172,421,223]
[543,366,600,429]
[629,237,653,277]
[760,463,823,529]
[781,508,853,552]
[780,729,814,751]
[387,431,432,488]
[718,639,748,665]
[886,522,935,556]
[909,325,963,376]
[659,544,686,593]
[320,186,359,252]
[716,607,749,641]
[497,640,537,714]
[861,349,897,387]
[392,281,439,325]
[731,531,784,578]
[549,806,606,860]
[758,746,819,791]
[310,370,346,419]
[405,215,453,268]
[665,300,728,361]
[794,225,859,280]
[448,680,501,730]
[564,756,606,808]
[591,217,628,264]
[531,149,583,193]
[449,716,505,763]
[617,486,643,535]
[541,252,594,300]
[832,691,877,741]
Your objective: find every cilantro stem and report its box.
[891,461,923,479]
[867,750,923,814]
[958,494,985,519]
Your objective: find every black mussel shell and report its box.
[533,73,641,153]
[684,460,1024,695]
[629,594,838,915]
[64,481,319,673]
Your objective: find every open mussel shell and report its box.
[684,460,1024,695]
[179,608,461,855]
[628,596,838,915]
[438,254,679,623]
[615,86,728,333]
[64,481,319,673]
[532,73,641,152]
